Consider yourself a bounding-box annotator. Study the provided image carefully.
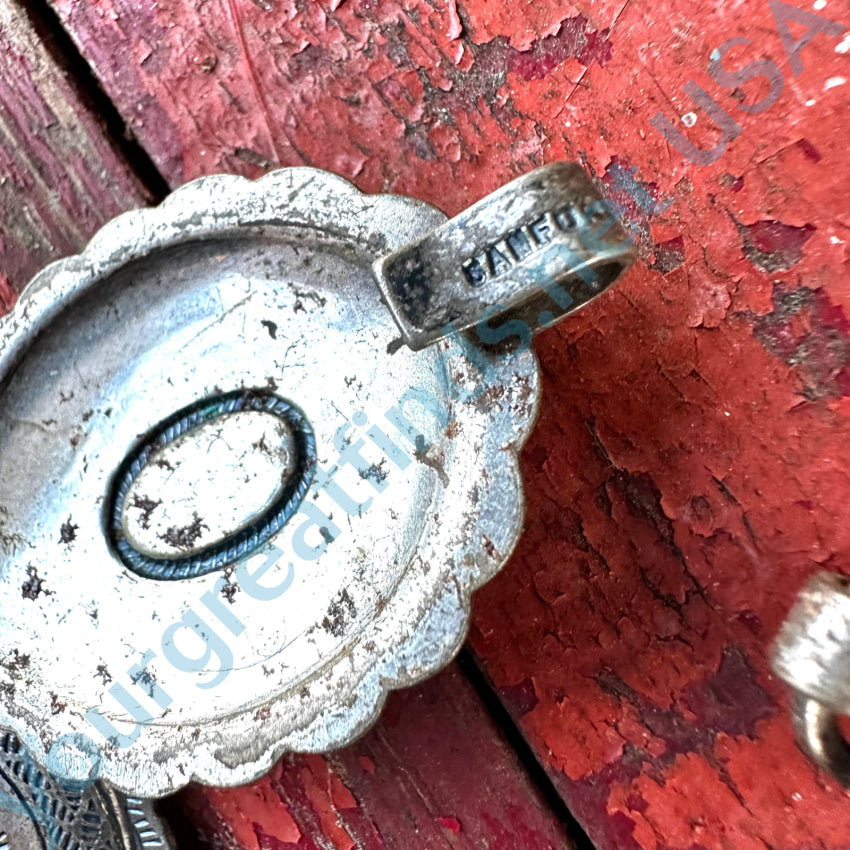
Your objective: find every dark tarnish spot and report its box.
[260,319,278,339]
[21,566,47,601]
[60,516,78,545]
[749,282,850,400]
[322,588,357,637]
[7,650,29,672]
[252,434,271,456]
[131,495,162,530]
[413,436,450,487]
[384,247,437,328]
[473,383,506,414]
[649,236,686,274]
[159,511,209,551]
[731,215,816,272]
[362,458,389,486]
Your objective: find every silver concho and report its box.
[0,163,635,797]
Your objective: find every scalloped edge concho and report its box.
[0,164,634,798]
[0,168,544,797]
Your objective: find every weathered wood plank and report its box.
[464,2,850,847]
[46,0,626,202]
[43,0,850,846]
[0,0,147,305]
[180,664,574,850]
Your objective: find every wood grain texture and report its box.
[41,0,850,847]
[0,0,147,305]
[180,664,573,850]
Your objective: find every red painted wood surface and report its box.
[180,665,572,849]
[7,0,850,846]
[0,0,147,295]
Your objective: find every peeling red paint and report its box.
[649,236,686,274]
[734,217,817,272]
[300,756,356,850]
[494,17,613,81]
[437,816,461,833]
[195,773,302,850]
[750,283,850,399]
[30,0,850,846]
[180,666,569,848]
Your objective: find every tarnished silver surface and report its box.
[0,164,632,797]
[375,162,636,350]
[789,692,850,789]
[772,571,850,787]
[121,410,298,561]
[0,729,171,849]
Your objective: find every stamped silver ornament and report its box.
[0,729,171,849]
[0,163,635,798]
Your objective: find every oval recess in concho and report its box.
[0,167,540,797]
[120,409,297,558]
[108,391,316,580]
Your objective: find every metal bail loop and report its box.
[772,571,850,787]
[791,692,850,789]
[373,162,638,351]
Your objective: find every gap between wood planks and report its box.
[458,649,596,850]
[18,0,169,202]
[11,1,598,844]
